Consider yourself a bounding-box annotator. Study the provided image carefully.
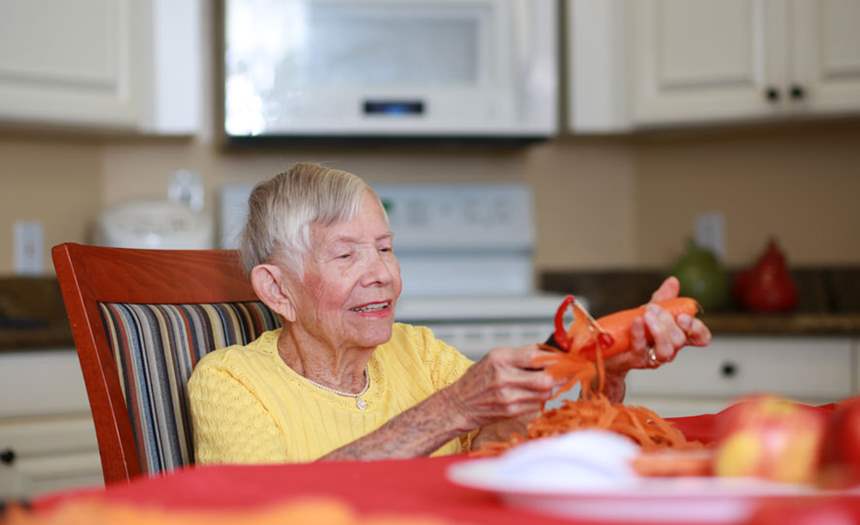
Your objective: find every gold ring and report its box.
[647,347,658,366]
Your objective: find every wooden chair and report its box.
[52,243,281,484]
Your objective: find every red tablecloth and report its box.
[30,405,856,525]
[36,456,571,524]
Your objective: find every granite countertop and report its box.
[0,277,73,351]
[0,319,73,350]
[699,312,860,336]
[2,269,860,352]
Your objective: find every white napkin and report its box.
[494,430,640,491]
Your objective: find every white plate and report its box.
[447,458,844,523]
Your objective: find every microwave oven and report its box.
[222,0,558,140]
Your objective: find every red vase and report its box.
[736,239,798,312]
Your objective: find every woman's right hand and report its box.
[442,344,559,431]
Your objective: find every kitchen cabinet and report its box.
[627,0,780,126]
[790,0,860,115]
[568,0,860,131]
[0,0,200,133]
[624,335,857,418]
[0,350,102,498]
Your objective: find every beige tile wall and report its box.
[1,122,858,275]
[632,123,860,267]
[0,133,102,274]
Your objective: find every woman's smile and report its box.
[349,300,394,317]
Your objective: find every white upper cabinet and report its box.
[569,0,860,131]
[0,0,138,128]
[630,0,783,125]
[790,0,860,114]
[0,0,200,134]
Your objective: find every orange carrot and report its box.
[631,449,714,477]
[575,297,700,360]
[534,296,700,380]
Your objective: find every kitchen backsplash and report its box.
[3,122,860,275]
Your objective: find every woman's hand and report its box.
[320,344,554,461]
[605,276,712,376]
[442,344,558,432]
[321,345,554,461]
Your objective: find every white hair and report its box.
[239,162,381,276]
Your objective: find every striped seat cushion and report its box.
[98,302,281,475]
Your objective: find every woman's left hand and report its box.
[604,276,712,376]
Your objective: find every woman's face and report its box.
[291,191,402,350]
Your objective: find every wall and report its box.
[632,122,860,268]
[98,138,639,271]
[526,138,638,269]
[0,132,102,274]
[1,122,858,276]
[97,120,860,272]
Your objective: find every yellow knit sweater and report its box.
[188,323,475,464]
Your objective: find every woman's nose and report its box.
[361,250,395,287]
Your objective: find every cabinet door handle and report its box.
[0,448,15,465]
[720,362,738,378]
[765,87,781,103]
[790,84,806,100]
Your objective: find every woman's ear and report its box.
[250,263,297,322]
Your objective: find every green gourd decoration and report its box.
[670,239,729,311]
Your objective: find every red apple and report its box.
[714,396,826,484]
[820,397,860,488]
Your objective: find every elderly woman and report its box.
[188,163,711,463]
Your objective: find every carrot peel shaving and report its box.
[473,296,704,458]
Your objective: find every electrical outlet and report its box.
[168,169,204,211]
[13,221,44,275]
[694,212,725,260]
